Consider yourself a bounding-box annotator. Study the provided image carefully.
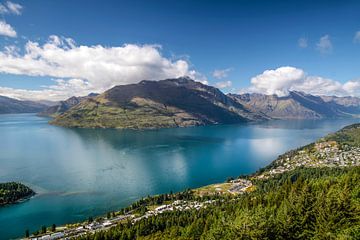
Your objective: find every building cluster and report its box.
[257,140,360,180]
[27,200,217,240]
[133,199,216,223]
[28,215,133,240]
[228,179,253,194]
[30,232,65,240]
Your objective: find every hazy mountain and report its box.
[39,93,99,117]
[51,77,267,129]
[0,96,49,114]
[230,91,360,119]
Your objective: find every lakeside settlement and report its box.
[24,124,360,240]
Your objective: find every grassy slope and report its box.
[325,123,360,147]
[50,96,200,129]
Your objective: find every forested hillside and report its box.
[77,167,360,240]
[0,182,35,206]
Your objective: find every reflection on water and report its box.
[0,114,358,239]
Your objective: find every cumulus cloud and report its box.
[246,66,360,97]
[298,37,308,48]
[0,79,92,101]
[0,35,204,100]
[0,20,16,37]
[249,67,305,96]
[343,80,360,96]
[316,35,332,54]
[212,68,232,79]
[354,31,360,43]
[215,80,232,89]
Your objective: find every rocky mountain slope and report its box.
[38,93,98,117]
[51,77,267,129]
[230,91,360,119]
[0,96,48,114]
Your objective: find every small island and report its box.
[0,182,35,206]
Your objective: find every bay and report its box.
[0,113,358,239]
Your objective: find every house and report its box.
[50,232,64,240]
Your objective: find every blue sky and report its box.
[0,0,360,100]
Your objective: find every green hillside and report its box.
[75,167,359,240]
[0,182,35,206]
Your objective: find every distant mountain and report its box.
[51,77,267,129]
[230,91,360,119]
[0,96,48,114]
[38,93,99,117]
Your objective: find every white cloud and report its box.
[215,80,232,89]
[0,35,204,100]
[0,20,16,37]
[246,66,360,97]
[316,35,332,54]
[212,68,232,79]
[354,31,360,43]
[0,1,22,15]
[298,37,308,48]
[0,79,92,101]
[293,76,344,96]
[0,3,8,14]
[250,66,305,96]
[343,80,360,95]
[5,1,22,15]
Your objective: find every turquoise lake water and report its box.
[0,114,358,239]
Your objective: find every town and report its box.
[257,140,360,179]
[26,199,220,240]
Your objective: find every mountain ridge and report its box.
[230,91,360,119]
[5,77,360,126]
[50,77,267,129]
[38,93,99,117]
[0,96,49,114]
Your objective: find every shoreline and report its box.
[0,183,36,208]
[24,123,360,239]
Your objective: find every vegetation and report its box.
[325,123,360,147]
[76,167,360,240]
[0,182,35,206]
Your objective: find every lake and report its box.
[0,114,358,239]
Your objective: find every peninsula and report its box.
[0,182,35,206]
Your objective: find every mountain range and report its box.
[2,77,360,128]
[230,91,360,119]
[38,93,98,117]
[0,96,50,114]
